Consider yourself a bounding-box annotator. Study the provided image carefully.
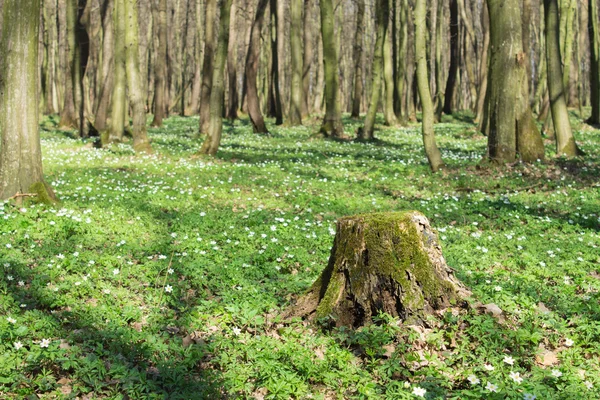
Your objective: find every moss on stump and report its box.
[288,211,469,327]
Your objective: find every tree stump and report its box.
[288,211,469,327]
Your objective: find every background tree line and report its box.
[0,0,598,200]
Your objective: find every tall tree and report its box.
[301,0,313,117]
[0,0,55,202]
[94,0,114,132]
[245,0,270,134]
[544,0,580,156]
[268,0,284,124]
[58,0,79,129]
[383,25,398,126]
[350,0,365,118]
[199,0,217,134]
[288,0,304,125]
[589,0,600,124]
[104,0,126,145]
[485,0,545,163]
[124,0,151,152]
[318,0,344,137]
[357,0,387,141]
[198,0,233,155]
[443,0,459,115]
[226,2,238,120]
[415,0,443,171]
[151,0,168,127]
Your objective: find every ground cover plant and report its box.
[1,114,599,399]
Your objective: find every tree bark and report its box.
[94,0,114,132]
[350,0,365,118]
[104,0,126,145]
[199,0,217,134]
[544,0,580,156]
[0,0,56,202]
[589,0,600,124]
[288,0,303,125]
[358,0,386,141]
[226,2,238,120]
[151,0,168,127]
[475,1,489,125]
[287,212,467,327]
[415,0,443,172]
[58,0,79,129]
[301,0,313,117]
[383,19,398,126]
[443,0,459,115]
[486,0,545,163]
[245,0,270,134]
[318,0,344,138]
[198,0,232,155]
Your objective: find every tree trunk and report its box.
[226,2,238,120]
[198,0,232,155]
[0,0,56,203]
[288,0,303,125]
[544,0,580,156]
[485,0,545,163]
[150,0,167,126]
[433,0,444,121]
[443,0,459,115]
[350,0,365,118]
[301,0,313,117]
[318,0,344,138]
[589,0,600,124]
[287,212,467,327]
[475,1,490,125]
[199,0,217,134]
[358,0,386,141]
[415,0,444,172]
[268,0,284,124]
[94,0,114,132]
[58,0,79,129]
[245,0,270,134]
[383,20,397,126]
[124,0,151,152]
[104,0,126,145]
[187,0,204,116]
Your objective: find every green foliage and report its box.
[0,114,599,398]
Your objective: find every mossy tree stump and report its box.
[289,211,468,327]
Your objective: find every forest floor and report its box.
[1,113,599,399]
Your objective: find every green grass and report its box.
[1,114,599,399]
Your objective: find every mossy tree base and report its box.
[288,211,469,327]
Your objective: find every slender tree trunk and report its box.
[351,0,365,118]
[94,0,114,132]
[301,0,313,117]
[0,0,55,202]
[443,0,459,115]
[522,0,532,99]
[151,0,167,126]
[199,0,217,134]
[59,0,79,129]
[475,1,489,125]
[226,2,238,120]
[485,0,545,163]
[188,0,204,115]
[269,0,284,124]
[560,0,576,103]
[589,0,600,124]
[544,0,580,156]
[199,0,233,155]
[397,0,408,123]
[433,0,444,120]
[358,0,386,141]
[288,0,303,125]
[383,21,397,126]
[415,0,443,172]
[104,0,126,145]
[318,0,344,137]
[245,0,270,134]
[124,0,151,152]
